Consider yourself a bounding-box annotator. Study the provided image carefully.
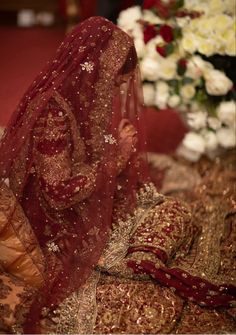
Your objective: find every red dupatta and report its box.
[0,17,148,332]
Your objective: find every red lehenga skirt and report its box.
[39,154,236,334]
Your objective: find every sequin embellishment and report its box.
[47,241,60,252]
[104,134,117,145]
[80,61,94,73]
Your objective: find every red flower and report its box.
[143,0,170,18]
[143,0,185,19]
[177,58,188,75]
[178,58,188,68]
[143,0,156,9]
[159,24,174,43]
[155,1,171,19]
[176,9,202,19]
[143,24,158,44]
[156,45,166,57]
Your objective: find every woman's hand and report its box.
[118,119,137,160]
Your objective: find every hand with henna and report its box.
[117,119,138,173]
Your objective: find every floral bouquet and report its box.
[118,0,236,161]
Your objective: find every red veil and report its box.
[0,17,148,332]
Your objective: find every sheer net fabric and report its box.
[0,17,148,333]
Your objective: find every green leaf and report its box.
[177,64,186,76]
[173,27,182,39]
[168,79,180,94]
[165,43,174,56]
[151,8,158,15]
[199,77,205,87]
[173,0,184,10]
[182,77,194,85]
[195,89,208,103]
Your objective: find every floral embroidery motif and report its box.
[101,25,108,32]
[104,134,117,145]
[80,61,94,73]
[47,241,60,253]
[78,46,86,52]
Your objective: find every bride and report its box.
[0,16,235,334]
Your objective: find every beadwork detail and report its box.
[47,241,60,253]
[80,61,95,73]
[104,134,117,145]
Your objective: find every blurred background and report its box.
[0,0,142,122]
[0,0,191,153]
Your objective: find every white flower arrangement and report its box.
[118,0,236,161]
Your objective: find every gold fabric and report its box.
[0,182,45,288]
[39,153,236,334]
[0,271,35,333]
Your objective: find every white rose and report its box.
[207,116,221,130]
[185,2,209,15]
[117,6,142,30]
[182,132,205,153]
[142,10,164,25]
[156,81,169,94]
[177,132,206,162]
[190,101,201,112]
[226,42,236,57]
[181,32,198,54]
[225,31,236,56]
[197,18,214,37]
[158,59,177,80]
[140,58,160,81]
[134,38,146,58]
[145,36,163,58]
[216,128,236,148]
[131,23,143,40]
[209,0,224,14]
[191,56,213,75]
[204,69,233,96]
[197,37,217,57]
[187,111,207,130]
[217,101,236,127]
[155,81,170,109]
[178,104,188,112]
[168,95,181,108]
[186,60,203,80]
[176,17,190,28]
[202,130,218,151]
[180,84,196,100]
[214,14,232,32]
[143,83,155,106]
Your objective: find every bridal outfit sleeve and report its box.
[33,96,98,210]
[100,184,236,308]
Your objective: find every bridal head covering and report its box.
[0,17,149,332]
